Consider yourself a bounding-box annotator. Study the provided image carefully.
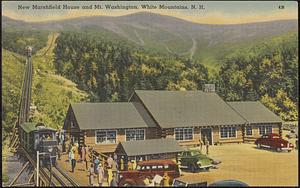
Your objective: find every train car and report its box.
[26,46,32,57]
[19,122,58,165]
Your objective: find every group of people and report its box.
[88,153,119,186]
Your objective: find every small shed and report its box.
[115,138,184,162]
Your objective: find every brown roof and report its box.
[133,90,246,128]
[70,102,156,130]
[227,101,282,124]
[118,138,184,156]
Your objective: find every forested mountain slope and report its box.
[2,33,87,140]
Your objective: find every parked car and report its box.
[172,176,208,187]
[255,133,294,152]
[208,179,249,187]
[178,149,216,173]
[118,159,180,186]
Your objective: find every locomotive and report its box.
[19,122,59,166]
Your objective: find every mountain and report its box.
[2,12,298,68]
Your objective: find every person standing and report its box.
[70,147,76,173]
[85,146,90,171]
[205,137,209,155]
[132,159,137,170]
[56,130,60,144]
[81,145,86,163]
[128,160,133,170]
[199,138,204,153]
[98,163,104,186]
[113,153,118,162]
[120,156,124,171]
[111,160,118,179]
[107,168,113,186]
[60,130,65,146]
[107,155,113,169]
[57,143,62,160]
[88,163,94,186]
[177,160,182,176]
[163,172,170,187]
[94,157,100,174]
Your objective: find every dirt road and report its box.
[182,140,298,186]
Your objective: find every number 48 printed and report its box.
[278,5,285,9]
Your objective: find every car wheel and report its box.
[257,144,261,149]
[276,148,281,152]
[189,164,195,173]
[123,181,134,187]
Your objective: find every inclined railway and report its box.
[8,46,80,187]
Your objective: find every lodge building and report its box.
[63,90,282,154]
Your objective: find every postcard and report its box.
[2,1,298,187]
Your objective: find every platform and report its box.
[56,154,109,186]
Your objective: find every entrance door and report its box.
[201,128,212,145]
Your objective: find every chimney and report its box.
[203,84,215,92]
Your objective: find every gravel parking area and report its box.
[181,131,298,186]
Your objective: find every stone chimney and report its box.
[203,84,215,92]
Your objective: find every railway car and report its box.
[26,46,32,57]
[19,122,58,165]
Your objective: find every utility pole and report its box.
[36,151,39,186]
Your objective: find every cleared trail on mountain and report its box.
[134,29,145,46]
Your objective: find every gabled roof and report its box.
[118,138,184,156]
[20,122,55,133]
[133,90,246,128]
[227,101,282,124]
[20,122,37,133]
[70,102,156,130]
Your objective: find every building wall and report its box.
[164,125,244,146]
[84,128,159,154]
[244,122,281,142]
[216,125,244,144]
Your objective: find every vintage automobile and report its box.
[118,159,180,186]
[178,149,216,173]
[208,179,249,187]
[172,176,208,187]
[255,133,294,152]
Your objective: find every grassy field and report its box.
[182,130,298,186]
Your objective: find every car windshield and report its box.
[173,180,187,187]
[190,150,201,156]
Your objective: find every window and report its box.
[259,125,272,135]
[266,126,272,134]
[175,128,193,141]
[95,130,117,144]
[157,165,163,169]
[220,126,236,138]
[246,126,252,136]
[125,129,145,141]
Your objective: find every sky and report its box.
[2,1,298,24]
